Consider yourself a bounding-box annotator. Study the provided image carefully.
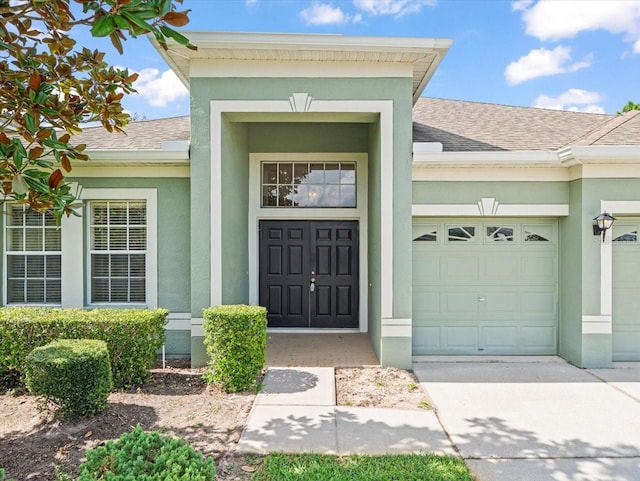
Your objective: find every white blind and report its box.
[90,201,146,303]
[5,205,61,304]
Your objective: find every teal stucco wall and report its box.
[189,76,414,368]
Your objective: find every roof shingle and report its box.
[73,116,190,150]
[412,97,615,152]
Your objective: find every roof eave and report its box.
[413,150,561,167]
[83,149,190,165]
[559,145,640,165]
[149,32,453,103]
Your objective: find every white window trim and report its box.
[66,188,158,309]
[3,206,62,306]
[248,152,369,331]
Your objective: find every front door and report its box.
[259,220,359,328]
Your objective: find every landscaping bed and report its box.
[2,364,434,480]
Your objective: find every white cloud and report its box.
[300,3,355,25]
[516,0,640,49]
[245,0,258,5]
[353,0,435,18]
[504,46,590,85]
[534,88,605,113]
[511,0,533,12]
[133,68,188,108]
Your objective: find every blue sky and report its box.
[92,0,640,119]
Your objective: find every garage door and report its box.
[612,219,640,360]
[412,218,558,355]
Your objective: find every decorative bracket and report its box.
[477,197,500,216]
[289,92,313,112]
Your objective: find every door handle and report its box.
[310,282,315,292]
[477,297,486,302]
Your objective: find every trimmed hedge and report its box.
[0,307,167,388]
[77,425,215,480]
[203,304,267,392]
[26,339,113,415]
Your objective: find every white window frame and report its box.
[81,189,158,308]
[249,152,369,332]
[3,204,62,306]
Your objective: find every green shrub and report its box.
[77,425,215,480]
[203,304,267,392]
[0,468,15,481]
[0,307,167,388]
[25,339,112,415]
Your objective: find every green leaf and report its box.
[120,10,154,32]
[24,113,36,135]
[159,25,189,46]
[91,14,117,37]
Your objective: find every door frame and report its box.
[248,152,368,332]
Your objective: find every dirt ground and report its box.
[1,362,430,480]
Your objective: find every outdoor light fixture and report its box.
[593,212,616,242]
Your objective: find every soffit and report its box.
[150,31,452,105]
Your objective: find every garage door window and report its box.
[413,225,438,242]
[523,225,552,242]
[613,228,638,242]
[486,226,514,242]
[447,226,476,242]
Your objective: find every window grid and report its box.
[89,200,146,304]
[5,205,61,304]
[261,161,356,208]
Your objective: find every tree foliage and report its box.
[0,1,194,220]
[619,100,640,114]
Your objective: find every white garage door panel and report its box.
[412,218,558,355]
[612,220,640,360]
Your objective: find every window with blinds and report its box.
[89,200,146,304]
[5,205,61,304]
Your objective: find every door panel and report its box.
[259,222,308,327]
[612,220,640,360]
[412,218,558,355]
[259,220,358,328]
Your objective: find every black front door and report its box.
[259,220,359,328]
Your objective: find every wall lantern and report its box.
[593,212,616,242]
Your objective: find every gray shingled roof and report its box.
[73,116,190,150]
[73,98,639,152]
[573,109,640,146]
[413,97,617,152]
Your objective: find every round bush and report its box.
[78,426,215,480]
[25,339,112,415]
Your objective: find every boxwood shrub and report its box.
[25,339,113,415]
[0,307,167,388]
[77,425,215,480]
[203,304,267,392]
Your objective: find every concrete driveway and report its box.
[413,357,640,481]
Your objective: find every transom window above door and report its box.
[261,162,356,208]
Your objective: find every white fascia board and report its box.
[175,31,453,52]
[190,59,412,79]
[84,149,190,164]
[559,145,640,165]
[412,150,561,167]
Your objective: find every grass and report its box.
[252,453,473,481]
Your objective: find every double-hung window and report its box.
[89,200,147,304]
[5,205,61,304]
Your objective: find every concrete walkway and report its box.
[414,357,640,481]
[237,367,454,456]
[237,359,640,481]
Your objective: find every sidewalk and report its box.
[236,367,454,456]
